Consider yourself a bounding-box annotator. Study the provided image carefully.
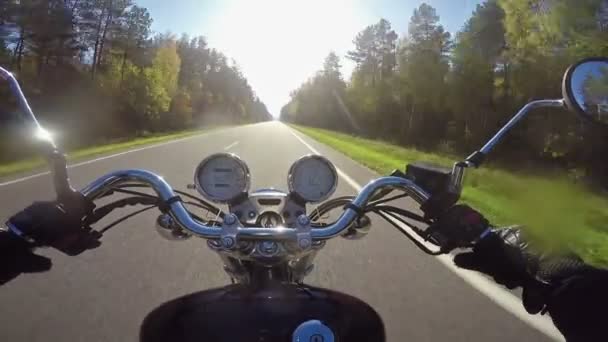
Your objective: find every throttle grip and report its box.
[7,201,101,255]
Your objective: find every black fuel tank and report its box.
[140,282,385,342]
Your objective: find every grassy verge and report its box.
[0,128,215,178]
[293,125,608,267]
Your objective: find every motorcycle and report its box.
[1,58,607,342]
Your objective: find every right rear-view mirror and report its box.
[563,57,608,127]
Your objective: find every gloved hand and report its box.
[541,265,608,342]
[7,201,101,255]
[0,230,51,285]
[453,227,532,289]
[454,227,608,341]
[0,201,101,286]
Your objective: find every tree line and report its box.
[281,0,608,187]
[0,0,271,162]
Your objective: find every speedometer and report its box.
[194,153,250,203]
[288,155,338,203]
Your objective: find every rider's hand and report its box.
[541,264,608,341]
[0,230,51,285]
[454,227,608,341]
[0,201,100,285]
[426,204,490,251]
[453,227,531,289]
[6,201,101,256]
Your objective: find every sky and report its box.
[138,0,482,116]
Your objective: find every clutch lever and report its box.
[84,196,159,225]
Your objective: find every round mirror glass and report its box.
[564,59,608,126]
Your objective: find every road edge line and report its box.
[224,141,240,150]
[288,126,563,341]
[0,129,223,187]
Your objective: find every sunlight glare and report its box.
[35,127,54,143]
[207,0,370,116]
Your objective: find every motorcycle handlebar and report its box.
[80,169,431,244]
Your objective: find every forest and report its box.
[0,0,271,162]
[281,0,608,188]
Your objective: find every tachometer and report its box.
[288,155,338,203]
[194,153,250,203]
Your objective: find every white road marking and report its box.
[224,141,240,150]
[288,126,564,341]
[0,132,212,187]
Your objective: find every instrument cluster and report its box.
[194,153,339,224]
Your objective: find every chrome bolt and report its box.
[297,215,310,226]
[158,214,173,228]
[298,238,311,250]
[260,241,278,255]
[224,214,237,225]
[222,236,235,248]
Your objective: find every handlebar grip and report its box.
[7,202,101,255]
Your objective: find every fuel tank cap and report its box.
[292,320,335,342]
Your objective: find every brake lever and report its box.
[373,209,446,255]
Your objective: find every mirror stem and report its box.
[466,99,565,168]
[0,67,90,213]
[0,67,57,150]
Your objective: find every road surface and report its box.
[0,122,558,341]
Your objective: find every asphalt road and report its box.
[0,122,558,341]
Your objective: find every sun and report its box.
[207,0,370,116]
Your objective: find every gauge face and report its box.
[195,153,250,203]
[288,155,338,203]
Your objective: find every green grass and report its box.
[294,125,608,267]
[0,129,215,178]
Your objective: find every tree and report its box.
[3,0,36,71]
[345,19,399,134]
[171,89,193,128]
[0,36,10,65]
[582,65,608,115]
[347,18,398,86]
[347,25,377,81]
[114,5,152,83]
[175,35,209,116]
[282,52,352,130]
[281,0,608,188]
[80,0,132,78]
[25,0,80,76]
[397,3,451,146]
[448,0,505,150]
[323,52,342,80]
[153,39,180,99]
[0,0,270,165]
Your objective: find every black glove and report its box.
[0,201,101,286]
[541,265,608,341]
[0,230,51,285]
[7,201,101,255]
[454,227,608,341]
[453,227,532,289]
[425,204,490,251]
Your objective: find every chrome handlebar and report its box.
[81,169,431,246]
